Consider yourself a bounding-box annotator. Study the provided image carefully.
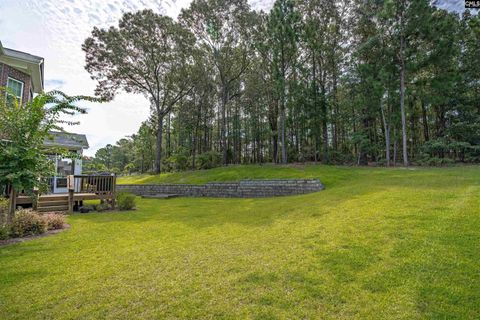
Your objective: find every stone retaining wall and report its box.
[116,179,324,198]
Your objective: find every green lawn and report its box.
[1,165,480,319]
[117,163,354,185]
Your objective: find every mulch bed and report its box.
[0,224,70,247]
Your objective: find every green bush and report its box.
[162,157,176,172]
[0,197,8,225]
[0,224,10,240]
[95,202,110,212]
[11,210,47,238]
[41,213,66,230]
[417,157,455,167]
[197,151,222,170]
[174,154,189,171]
[330,150,356,165]
[171,148,190,171]
[117,192,136,211]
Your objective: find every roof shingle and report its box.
[44,131,89,150]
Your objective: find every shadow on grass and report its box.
[74,180,417,231]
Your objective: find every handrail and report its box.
[67,174,116,195]
[66,174,116,213]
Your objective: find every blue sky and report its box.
[0,0,471,156]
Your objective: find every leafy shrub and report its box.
[123,163,135,175]
[298,146,316,163]
[330,150,356,165]
[420,139,479,163]
[95,202,110,212]
[172,148,190,171]
[417,157,455,167]
[287,146,300,162]
[117,192,136,210]
[0,224,10,240]
[0,197,8,225]
[11,210,47,238]
[376,158,388,167]
[197,151,222,170]
[41,213,66,230]
[464,153,480,163]
[0,197,8,210]
[421,139,449,157]
[162,157,175,172]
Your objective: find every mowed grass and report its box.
[1,165,480,319]
[117,163,353,185]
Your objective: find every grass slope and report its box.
[117,164,354,185]
[1,165,480,319]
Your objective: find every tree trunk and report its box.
[332,73,339,152]
[7,187,17,224]
[421,100,430,142]
[280,43,287,165]
[221,86,228,166]
[359,107,369,166]
[280,101,287,164]
[393,129,398,167]
[410,99,416,160]
[166,113,171,158]
[154,116,164,174]
[380,97,390,167]
[399,11,408,167]
[321,88,329,164]
[272,133,278,163]
[192,133,197,170]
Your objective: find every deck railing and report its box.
[67,174,116,213]
[6,174,117,213]
[69,175,116,195]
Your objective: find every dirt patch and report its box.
[0,224,71,247]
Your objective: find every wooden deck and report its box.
[14,175,116,212]
[17,193,106,205]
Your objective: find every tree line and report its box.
[82,0,480,174]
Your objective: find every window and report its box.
[6,77,24,105]
[56,157,73,177]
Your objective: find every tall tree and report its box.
[397,0,409,166]
[180,0,254,165]
[267,0,301,164]
[132,121,156,173]
[83,9,195,173]
[90,2,480,170]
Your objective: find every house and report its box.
[0,40,44,104]
[45,132,89,194]
[1,41,90,194]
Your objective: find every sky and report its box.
[0,0,472,156]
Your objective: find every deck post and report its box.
[7,187,17,224]
[111,175,116,210]
[67,175,74,214]
[32,189,39,211]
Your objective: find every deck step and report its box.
[141,194,180,199]
[38,200,69,207]
[38,205,69,212]
[38,195,69,212]
[38,195,69,202]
